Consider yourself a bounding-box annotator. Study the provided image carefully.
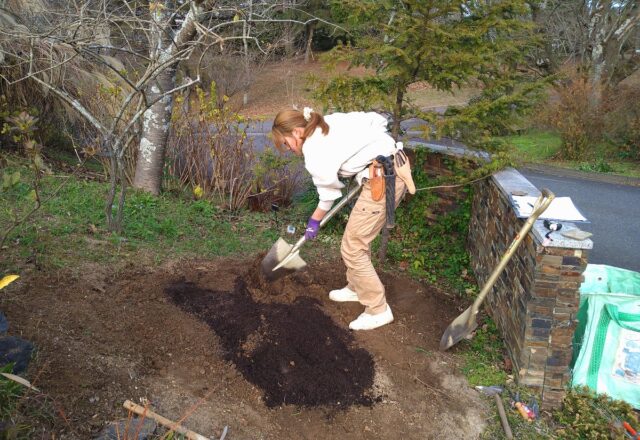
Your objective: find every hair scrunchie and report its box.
[303,107,313,121]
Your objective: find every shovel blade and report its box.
[439,305,479,351]
[261,238,307,281]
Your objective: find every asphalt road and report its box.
[519,168,640,273]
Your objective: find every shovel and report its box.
[260,183,363,281]
[439,188,555,351]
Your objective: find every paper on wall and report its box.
[511,196,588,222]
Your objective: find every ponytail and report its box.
[272,108,329,153]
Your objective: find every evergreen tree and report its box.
[315,0,547,146]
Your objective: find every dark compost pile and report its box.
[165,276,380,409]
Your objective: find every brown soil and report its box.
[228,58,371,118]
[2,255,489,439]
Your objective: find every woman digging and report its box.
[271,107,415,330]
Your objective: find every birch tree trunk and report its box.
[132,1,202,194]
[586,0,640,101]
[133,65,177,194]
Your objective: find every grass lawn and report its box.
[502,130,640,178]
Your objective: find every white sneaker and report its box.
[329,286,359,302]
[349,305,394,330]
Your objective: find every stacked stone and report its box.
[468,169,591,409]
[416,150,476,224]
[530,248,587,406]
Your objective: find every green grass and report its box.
[502,130,640,178]
[502,130,563,162]
[0,161,294,273]
[458,317,508,387]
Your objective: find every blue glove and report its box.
[305,218,321,240]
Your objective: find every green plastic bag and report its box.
[572,265,640,408]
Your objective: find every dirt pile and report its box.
[166,275,379,409]
[2,257,489,438]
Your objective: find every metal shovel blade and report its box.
[439,305,478,351]
[439,188,555,352]
[260,238,307,281]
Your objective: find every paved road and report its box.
[519,168,640,273]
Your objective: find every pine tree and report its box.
[316,0,548,146]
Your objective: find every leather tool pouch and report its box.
[369,160,385,201]
[394,149,416,194]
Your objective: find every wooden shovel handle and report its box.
[273,183,363,271]
[468,188,555,321]
[123,400,210,440]
[495,394,514,439]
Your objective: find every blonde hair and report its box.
[271,109,329,153]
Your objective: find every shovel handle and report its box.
[468,188,555,321]
[320,183,363,228]
[495,394,514,439]
[273,183,363,271]
[293,183,363,252]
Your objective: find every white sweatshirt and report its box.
[302,112,397,211]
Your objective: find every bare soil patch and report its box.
[230,57,477,118]
[2,256,488,439]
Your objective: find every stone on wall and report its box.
[468,169,591,409]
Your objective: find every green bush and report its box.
[554,386,638,440]
[548,77,603,160]
[393,148,476,294]
[578,159,615,174]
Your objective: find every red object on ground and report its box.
[623,421,640,439]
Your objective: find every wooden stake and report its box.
[123,400,210,440]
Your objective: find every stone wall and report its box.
[468,168,592,409]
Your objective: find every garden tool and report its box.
[376,154,396,263]
[476,386,513,439]
[123,400,210,440]
[376,154,396,229]
[439,188,555,351]
[261,183,362,281]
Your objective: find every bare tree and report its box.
[585,0,640,90]
[1,1,201,229]
[530,0,640,89]
[1,0,333,230]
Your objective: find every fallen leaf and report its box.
[1,373,39,391]
[0,274,19,290]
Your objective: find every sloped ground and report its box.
[2,256,488,439]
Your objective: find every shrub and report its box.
[166,84,255,211]
[548,76,603,160]
[248,147,305,212]
[554,386,638,440]
[602,83,640,161]
[166,84,307,212]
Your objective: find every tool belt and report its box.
[368,154,396,229]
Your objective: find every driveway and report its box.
[519,167,640,273]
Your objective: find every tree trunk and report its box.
[391,86,404,140]
[586,0,640,99]
[379,85,404,263]
[586,2,606,105]
[132,66,177,195]
[242,0,253,107]
[132,0,202,194]
[529,0,558,73]
[304,21,316,64]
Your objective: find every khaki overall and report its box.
[340,173,407,315]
